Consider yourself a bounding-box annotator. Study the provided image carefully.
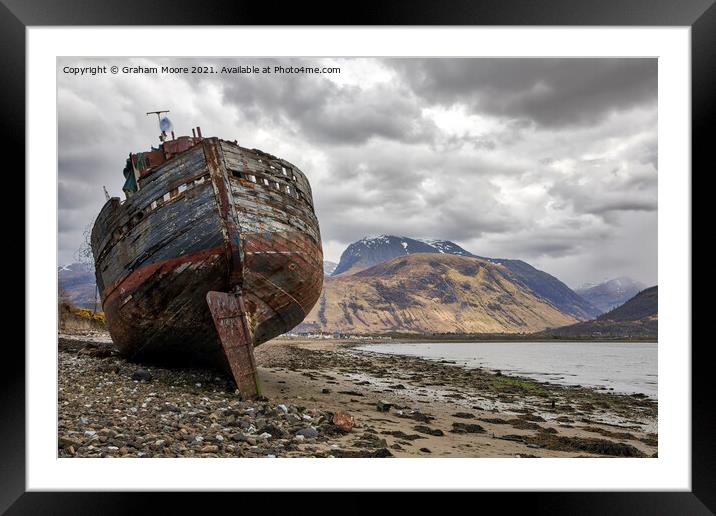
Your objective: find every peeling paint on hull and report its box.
[91,137,323,369]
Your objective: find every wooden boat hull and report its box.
[91,138,323,369]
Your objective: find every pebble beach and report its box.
[58,331,657,458]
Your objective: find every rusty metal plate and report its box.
[206,291,261,398]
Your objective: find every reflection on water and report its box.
[356,341,658,399]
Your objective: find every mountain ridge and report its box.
[534,286,658,339]
[575,277,647,314]
[58,262,98,309]
[299,252,579,335]
[330,235,600,320]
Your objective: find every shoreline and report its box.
[349,339,657,400]
[58,332,657,458]
[304,336,658,344]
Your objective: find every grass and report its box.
[59,301,106,325]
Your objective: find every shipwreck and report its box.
[90,112,323,397]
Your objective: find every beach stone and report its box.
[201,445,219,453]
[296,427,319,439]
[230,432,247,442]
[413,425,444,437]
[59,436,82,449]
[355,434,388,449]
[286,414,301,424]
[131,369,152,382]
[409,412,434,423]
[376,400,392,412]
[451,423,486,434]
[332,411,354,433]
[258,424,286,438]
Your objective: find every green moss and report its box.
[488,374,549,397]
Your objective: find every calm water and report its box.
[356,341,658,398]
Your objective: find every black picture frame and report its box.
[4,0,709,513]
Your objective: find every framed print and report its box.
[5,0,712,512]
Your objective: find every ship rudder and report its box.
[206,291,261,399]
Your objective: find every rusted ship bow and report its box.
[91,119,323,397]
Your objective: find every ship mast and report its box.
[146,110,173,142]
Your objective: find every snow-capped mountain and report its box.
[58,262,98,309]
[329,235,600,321]
[416,239,473,256]
[575,277,647,314]
[331,235,474,276]
[323,261,338,276]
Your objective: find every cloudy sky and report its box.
[58,57,657,288]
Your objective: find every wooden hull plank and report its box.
[206,291,261,399]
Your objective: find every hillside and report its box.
[487,258,600,320]
[323,261,338,276]
[597,286,658,322]
[576,277,646,314]
[58,262,98,309]
[298,253,578,335]
[535,286,658,340]
[330,235,599,320]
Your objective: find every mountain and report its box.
[298,253,578,335]
[535,286,658,339]
[330,235,599,320]
[575,277,647,314]
[323,261,338,276]
[598,286,657,323]
[332,235,472,276]
[486,258,600,320]
[58,262,98,309]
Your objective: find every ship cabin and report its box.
[122,127,205,197]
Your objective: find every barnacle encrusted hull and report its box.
[91,137,323,369]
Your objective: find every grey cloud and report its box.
[212,59,439,146]
[477,222,612,261]
[586,198,657,215]
[391,58,657,128]
[549,167,657,218]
